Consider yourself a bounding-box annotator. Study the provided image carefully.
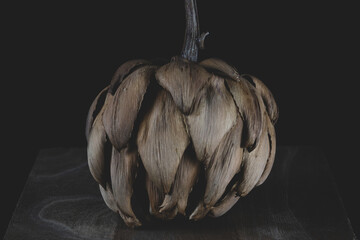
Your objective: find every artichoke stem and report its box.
[181,0,208,62]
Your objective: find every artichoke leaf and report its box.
[241,74,279,123]
[257,114,276,186]
[186,75,238,163]
[87,110,110,188]
[110,147,141,227]
[159,146,200,215]
[99,183,118,213]
[146,175,178,219]
[189,116,243,220]
[137,90,189,193]
[210,190,239,218]
[108,59,151,95]
[237,111,270,197]
[226,77,263,150]
[200,58,240,81]
[85,86,109,141]
[103,65,156,150]
[156,57,211,114]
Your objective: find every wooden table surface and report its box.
[4,146,357,240]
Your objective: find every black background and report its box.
[2,0,359,238]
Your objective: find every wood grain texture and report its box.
[4,147,356,240]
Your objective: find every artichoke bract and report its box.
[86,0,278,228]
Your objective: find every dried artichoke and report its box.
[86,0,278,228]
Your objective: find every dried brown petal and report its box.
[155,57,211,114]
[159,146,200,215]
[257,115,276,186]
[226,77,262,150]
[200,58,240,81]
[186,75,238,162]
[210,191,239,218]
[87,112,109,188]
[118,210,142,228]
[146,174,164,216]
[99,183,118,213]
[203,117,243,205]
[103,66,156,150]
[146,175,178,219]
[137,90,189,193]
[85,86,109,141]
[108,59,151,95]
[237,114,270,197]
[110,147,140,227]
[241,74,279,123]
[189,117,243,220]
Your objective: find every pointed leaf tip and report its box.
[137,90,189,193]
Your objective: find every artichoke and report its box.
[86,0,278,228]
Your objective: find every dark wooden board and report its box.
[4,146,357,240]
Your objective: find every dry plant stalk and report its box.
[86,0,278,228]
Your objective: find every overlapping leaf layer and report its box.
[86,57,278,227]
